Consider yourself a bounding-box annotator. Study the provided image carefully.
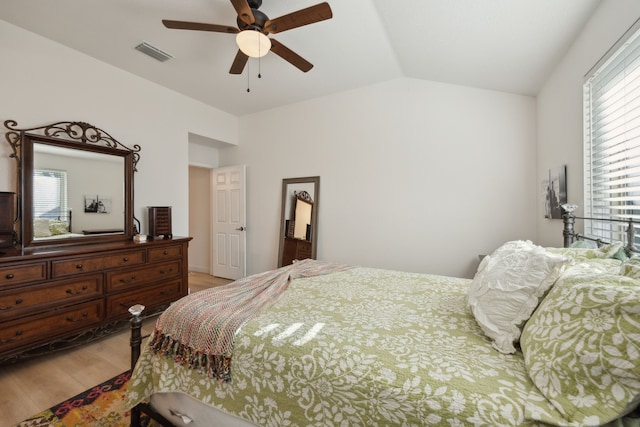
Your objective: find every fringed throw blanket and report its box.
[149,259,352,382]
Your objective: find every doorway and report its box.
[188,165,212,274]
[188,164,246,280]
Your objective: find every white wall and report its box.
[188,135,225,169]
[0,20,238,238]
[537,0,640,246]
[223,78,537,278]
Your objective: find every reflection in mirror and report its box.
[293,193,312,240]
[278,177,319,267]
[3,120,139,248]
[32,144,125,241]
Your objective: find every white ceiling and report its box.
[0,0,601,116]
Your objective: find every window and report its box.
[33,169,68,221]
[584,19,640,244]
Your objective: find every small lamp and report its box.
[236,30,270,58]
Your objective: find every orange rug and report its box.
[14,371,157,427]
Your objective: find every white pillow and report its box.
[467,240,569,354]
[33,218,52,238]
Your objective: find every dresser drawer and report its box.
[52,249,145,278]
[0,274,102,320]
[148,244,183,262]
[106,260,182,292]
[0,262,47,287]
[0,300,103,351]
[296,241,312,258]
[106,279,183,319]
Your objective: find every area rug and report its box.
[14,370,157,427]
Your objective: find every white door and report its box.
[211,165,246,280]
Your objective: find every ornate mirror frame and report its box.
[277,176,319,267]
[4,120,140,248]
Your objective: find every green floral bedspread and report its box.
[125,267,632,426]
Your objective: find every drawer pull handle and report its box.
[160,268,174,275]
[66,285,88,295]
[76,264,83,270]
[119,276,137,284]
[5,273,14,279]
[123,257,129,262]
[163,251,169,255]
[0,298,23,310]
[66,312,89,322]
[0,330,22,343]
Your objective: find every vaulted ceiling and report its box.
[0,0,601,116]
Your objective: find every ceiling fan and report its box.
[162,0,333,74]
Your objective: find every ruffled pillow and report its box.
[467,240,569,354]
[33,218,52,238]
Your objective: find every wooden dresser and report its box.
[0,236,191,363]
[282,237,312,266]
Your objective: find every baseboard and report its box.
[188,266,209,274]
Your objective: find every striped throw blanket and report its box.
[148,259,352,382]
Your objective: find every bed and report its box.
[125,211,640,427]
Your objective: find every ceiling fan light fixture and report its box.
[236,30,270,58]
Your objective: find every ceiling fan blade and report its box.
[230,0,255,25]
[264,2,332,34]
[269,39,313,72]
[229,50,249,74]
[162,20,238,34]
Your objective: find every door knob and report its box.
[236,226,246,231]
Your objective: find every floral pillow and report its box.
[467,240,569,354]
[49,220,69,235]
[546,242,624,263]
[575,257,624,274]
[520,264,640,426]
[620,256,640,279]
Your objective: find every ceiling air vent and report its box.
[134,41,173,62]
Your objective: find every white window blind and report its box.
[584,18,640,244]
[33,169,69,222]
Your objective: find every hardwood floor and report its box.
[0,272,231,426]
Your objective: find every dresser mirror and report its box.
[3,120,140,248]
[278,176,319,267]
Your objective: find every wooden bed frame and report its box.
[129,304,175,427]
[128,209,640,427]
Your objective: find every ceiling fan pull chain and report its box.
[258,38,262,79]
[247,60,251,92]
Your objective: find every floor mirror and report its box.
[277,176,319,267]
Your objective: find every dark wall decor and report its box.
[544,165,567,219]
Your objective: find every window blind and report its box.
[33,169,69,222]
[584,18,640,244]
